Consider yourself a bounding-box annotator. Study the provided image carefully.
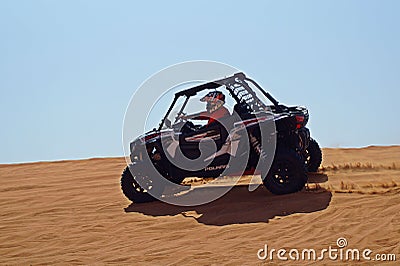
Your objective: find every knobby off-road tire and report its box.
[263,149,307,195]
[121,164,164,203]
[305,138,322,172]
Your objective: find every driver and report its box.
[180,91,230,126]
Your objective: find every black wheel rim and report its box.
[305,149,311,167]
[272,160,295,186]
[132,173,154,193]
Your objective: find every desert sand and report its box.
[0,146,399,265]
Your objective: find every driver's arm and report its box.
[181,111,208,120]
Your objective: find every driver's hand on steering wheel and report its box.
[178,113,188,120]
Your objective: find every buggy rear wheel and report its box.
[263,149,307,195]
[305,138,322,172]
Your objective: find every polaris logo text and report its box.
[205,164,229,171]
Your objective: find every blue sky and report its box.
[0,0,399,163]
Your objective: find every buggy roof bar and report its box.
[174,79,230,97]
[174,72,279,107]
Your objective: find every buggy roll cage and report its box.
[158,72,281,131]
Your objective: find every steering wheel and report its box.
[174,112,187,123]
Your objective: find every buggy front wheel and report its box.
[120,164,164,203]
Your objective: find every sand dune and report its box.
[0,146,399,265]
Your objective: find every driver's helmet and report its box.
[200,91,225,113]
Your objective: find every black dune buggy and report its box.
[121,73,322,203]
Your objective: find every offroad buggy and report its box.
[121,73,322,203]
